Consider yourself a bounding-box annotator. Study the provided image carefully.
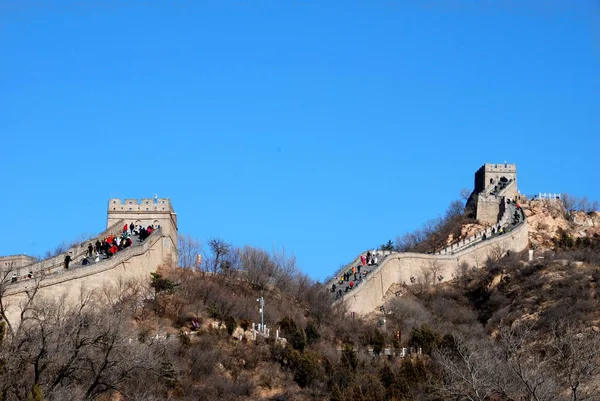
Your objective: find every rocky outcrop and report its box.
[522,200,600,249]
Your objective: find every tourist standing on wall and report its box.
[64,253,72,270]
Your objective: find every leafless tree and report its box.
[0,282,168,401]
[239,246,276,291]
[460,188,472,202]
[454,261,471,289]
[498,322,559,401]
[433,335,503,401]
[271,246,299,293]
[487,243,507,263]
[548,323,600,401]
[562,193,600,218]
[446,200,465,220]
[178,233,204,269]
[207,238,231,274]
[424,260,442,286]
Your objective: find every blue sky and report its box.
[1,0,598,281]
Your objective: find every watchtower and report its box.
[107,197,178,265]
[469,163,519,224]
[474,163,517,197]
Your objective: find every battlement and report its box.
[474,163,518,195]
[482,163,516,173]
[108,198,174,213]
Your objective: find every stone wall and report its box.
[476,195,502,225]
[2,228,170,326]
[342,219,529,315]
[0,255,37,271]
[9,219,128,279]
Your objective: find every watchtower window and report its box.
[490,178,494,184]
[500,176,508,183]
[113,201,116,204]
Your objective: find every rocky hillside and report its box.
[446,197,600,251]
[522,199,600,249]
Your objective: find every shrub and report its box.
[240,318,251,331]
[408,324,440,354]
[278,316,307,351]
[291,350,322,388]
[225,316,236,335]
[305,320,320,346]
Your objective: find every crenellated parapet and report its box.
[108,198,175,213]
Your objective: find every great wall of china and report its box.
[0,164,529,323]
[0,198,178,325]
[329,163,529,315]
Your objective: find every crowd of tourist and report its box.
[331,251,380,299]
[71,222,155,268]
[6,222,158,285]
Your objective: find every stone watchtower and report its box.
[107,198,178,266]
[469,163,519,224]
[473,163,518,198]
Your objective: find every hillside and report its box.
[1,198,600,401]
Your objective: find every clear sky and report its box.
[1,0,598,281]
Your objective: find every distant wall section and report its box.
[343,218,529,315]
[0,255,37,272]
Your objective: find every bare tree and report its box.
[453,261,471,289]
[433,335,502,401]
[178,233,204,269]
[548,323,600,401]
[239,246,276,291]
[460,188,472,202]
[562,193,600,218]
[207,238,231,274]
[424,260,443,285]
[0,282,167,400]
[446,200,465,220]
[487,243,507,263]
[498,323,559,401]
[271,246,298,293]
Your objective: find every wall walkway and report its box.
[2,228,172,326]
[332,202,528,316]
